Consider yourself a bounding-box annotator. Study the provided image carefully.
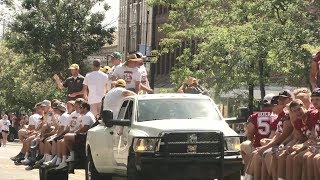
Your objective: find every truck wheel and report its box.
[86,151,108,180]
[127,155,146,180]
[39,168,69,180]
[7,133,15,142]
[224,171,241,180]
[39,168,45,180]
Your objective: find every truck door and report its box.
[113,100,133,170]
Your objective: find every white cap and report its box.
[263,93,276,105]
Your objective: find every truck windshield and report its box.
[137,99,222,122]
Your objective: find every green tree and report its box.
[6,0,115,77]
[0,41,64,111]
[149,0,320,112]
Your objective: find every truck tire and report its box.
[224,171,241,180]
[39,168,45,180]
[86,150,111,180]
[39,167,69,180]
[7,133,15,142]
[127,155,147,180]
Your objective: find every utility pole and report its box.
[136,0,141,51]
[150,6,156,89]
[125,0,131,58]
[145,10,149,55]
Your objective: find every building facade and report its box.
[118,0,153,57]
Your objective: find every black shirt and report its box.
[63,75,84,100]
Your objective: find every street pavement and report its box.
[0,142,243,180]
[0,142,85,180]
[0,141,128,180]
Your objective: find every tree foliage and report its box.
[0,42,64,111]
[6,0,115,77]
[0,0,115,112]
[149,0,320,98]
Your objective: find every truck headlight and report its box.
[133,138,161,153]
[224,137,241,151]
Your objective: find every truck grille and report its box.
[160,131,224,158]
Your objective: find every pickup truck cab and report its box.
[86,93,243,180]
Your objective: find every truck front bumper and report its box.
[135,155,242,178]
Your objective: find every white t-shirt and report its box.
[45,112,55,125]
[69,111,81,132]
[110,63,123,75]
[0,119,11,131]
[103,87,127,119]
[112,65,141,90]
[28,113,42,129]
[84,71,109,104]
[58,112,70,130]
[80,111,96,128]
[139,65,148,84]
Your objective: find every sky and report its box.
[0,0,120,36]
[94,0,120,28]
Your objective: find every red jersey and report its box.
[310,110,320,139]
[247,110,273,147]
[270,111,289,135]
[294,110,318,138]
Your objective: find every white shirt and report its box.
[110,63,123,74]
[69,111,81,132]
[112,64,141,90]
[58,112,70,130]
[28,113,42,129]
[139,65,148,84]
[103,87,127,119]
[45,112,55,126]
[80,111,96,128]
[84,71,109,104]
[0,119,11,131]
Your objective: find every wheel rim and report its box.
[87,158,92,180]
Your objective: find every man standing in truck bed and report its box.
[53,64,84,101]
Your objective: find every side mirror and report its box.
[102,110,113,127]
[102,110,131,128]
[236,107,249,122]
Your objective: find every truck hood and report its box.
[131,119,238,137]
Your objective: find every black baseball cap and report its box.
[311,88,320,97]
[278,90,293,98]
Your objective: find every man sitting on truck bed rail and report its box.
[240,93,278,173]
[57,98,96,169]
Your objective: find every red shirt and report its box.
[270,111,289,134]
[247,110,273,147]
[294,110,318,138]
[310,110,320,139]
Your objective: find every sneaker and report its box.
[65,156,74,162]
[25,166,34,171]
[14,156,25,164]
[10,153,23,161]
[36,155,44,161]
[32,163,41,169]
[55,161,68,170]
[43,161,57,168]
[14,160,23,165]
[35,159,44,166]
[21,158,31,165]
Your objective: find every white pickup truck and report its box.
[86,93,243,180]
